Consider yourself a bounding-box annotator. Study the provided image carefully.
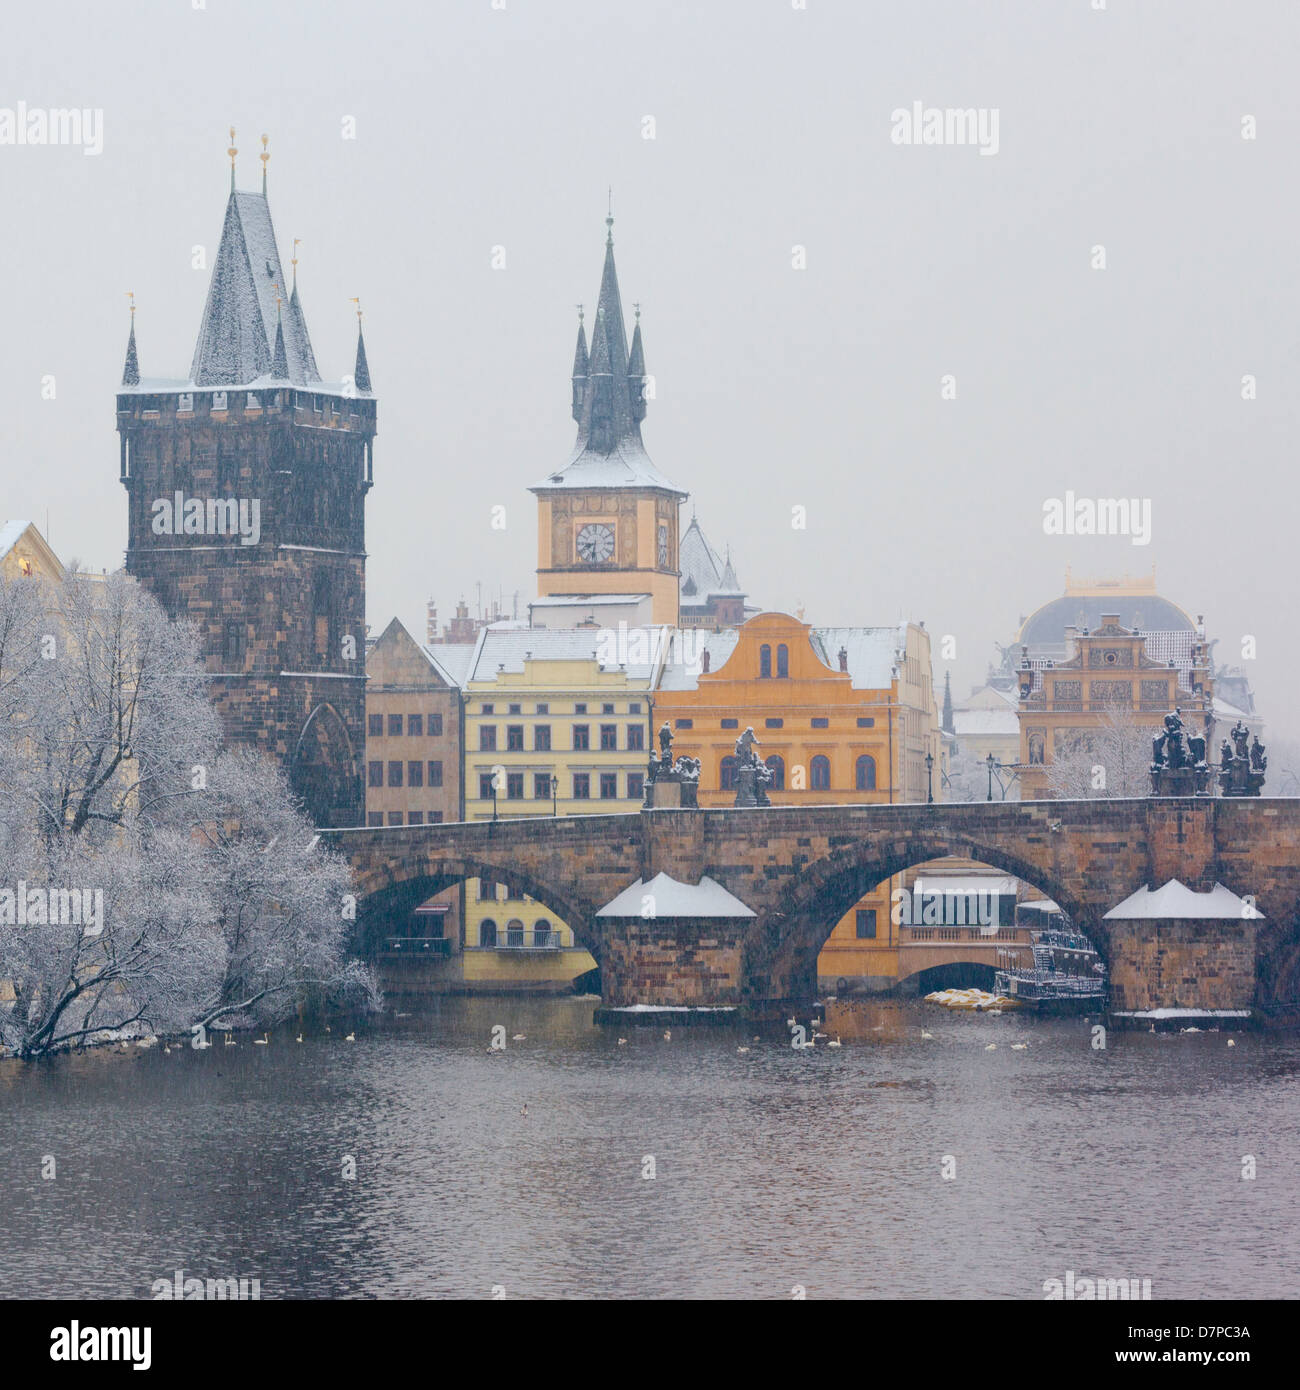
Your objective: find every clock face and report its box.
[658,524,669,566]
[576,523,615,564]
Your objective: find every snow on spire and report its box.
[121,293,139,387]
[352,299,372,394]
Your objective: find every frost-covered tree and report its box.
[0,570,376,1058]
[1043,708,1153,799]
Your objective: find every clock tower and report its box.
[531,214,686,627]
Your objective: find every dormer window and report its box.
[212,390,228,412]
[177,392,194,413]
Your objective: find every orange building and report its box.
[655,612,940,993]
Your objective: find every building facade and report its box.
[656,611,941,991]
[117,159,375,827]
[1016,616,1214,799]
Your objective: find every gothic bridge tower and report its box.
[117,135,375,827]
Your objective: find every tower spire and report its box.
[570,303,588,422]
[121,292,139,387]
[260,133,269,195]
[942,669,954,735]
[227,126,237,192]
[351,298,371,393]
[270,288,289,379]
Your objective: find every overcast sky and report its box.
[3,0,1298,732]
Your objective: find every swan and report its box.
[512,1034,526,1041]
[737,1046,750,1054]
[1011,1043,1028,1051]
[344,1032,356,1042]
[827,1035,842,1049]
[663,1029,672,1041]
[295,1034,303,1044]
[617,1037,627,1046]
[920,1031,934,1039]
[1228,1038,1236,1047]
[253,1032,269,1045]
[985,1043,997,1051]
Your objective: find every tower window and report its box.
[856,755,877,791]
[222,621,247,667]
[759,644,772,678]
[810,755,831,791]
[777,644,789,678]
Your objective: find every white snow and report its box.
[596,872,756,919]
[604,1004,737,1013]
[1112,1008,1252,1019]
[1104,881,1263,921]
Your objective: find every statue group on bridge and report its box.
[643,722,701,808]
[1219,719,1267,798]
[733,726,773,808]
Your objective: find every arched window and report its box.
[535,919,552,947]
[759,644,772,679]
[855,754,876,791]
[720,755,738,790]
[777,643,789,678]
[506,918,525,948]
[479,919,497,947]
[810,755,831,791]
[765,754,784,790]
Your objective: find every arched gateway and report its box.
[324,799,1300,1018]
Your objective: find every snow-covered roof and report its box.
[1104,880,1263,920]
[423,643,475,689]
[1212,696,1252,722]
[596,872,756,919]
[656,628,742,690]
[529,593,651,607]
[0,520,33,561]
[189,191,320,388]
[679,516,747,600]
[809,627,903,690]
[531,436,684,494]
[954,708,1020,736]
[467,625,666,682]
[914,876,1019,897]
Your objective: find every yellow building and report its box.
[460,624,668,989]
[0,520,63,582]
[530,217,686,628]
[656,612,941,993]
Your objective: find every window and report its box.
[367,812,383,828]
[572,725,590,751]
[766,755,785,790]
[222,621,246,667]
[428,811,443,824]
[627,724,644,751]
[760,644,772,678]
[368,761,383,788]
[720,756,737,791]
[506,919,525,948]
[765,718,784,729]
[810,755,831,790]
[675,718,693,730]
[481,704,494,715]
[508,704,522,715]
[428,760,443,787]
[777,644,789,678]
[573,773,591,799]
[480,919,498,948]
[480,726,497,752]
[856,755,877,791]
[408,761,424,788]
[478,880,496,902]
[387,811,404,826]
[534,773,552,800]
[574,703,587,714]
[408,713,423,738]
[535,725,551,752]
[479,773,496,800]
[507,725,524,751]
[811,717,829,729]
[600,772,618,799]
[600,724,617,751]
[387,761,403,787]
[535,920,552,947]
[602,703,615,714]
[856,717,875,729]
[506,772,524,799]
[628,772,644,801]
[856,908,877,940]
[535,703,549,715]
[428,713,443,736]
[388,714,403,736]
[629,703,641,714]
[368,713,383,738]
[721,718,738,730]
[408,811,424,826]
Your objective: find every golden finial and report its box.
[576,302,584,324]
[350,296,363,323]
[272,283,282,313]
[291,237,301,290]
[126,291,136,320]
[227,126,238,191]
[260,133,269,194]
[633,301,641,322]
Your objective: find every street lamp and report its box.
[925,750,934,804]
[551,775,558,818]
[986,752,996,802]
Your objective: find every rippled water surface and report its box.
[2,997,1297,1299]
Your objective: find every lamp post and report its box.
[925,750,934,804]
[552,775,558,819]
[986,752,996,802]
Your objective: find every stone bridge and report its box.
[322,798,1300,1018]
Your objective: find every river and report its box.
[1,996,1297,1299]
